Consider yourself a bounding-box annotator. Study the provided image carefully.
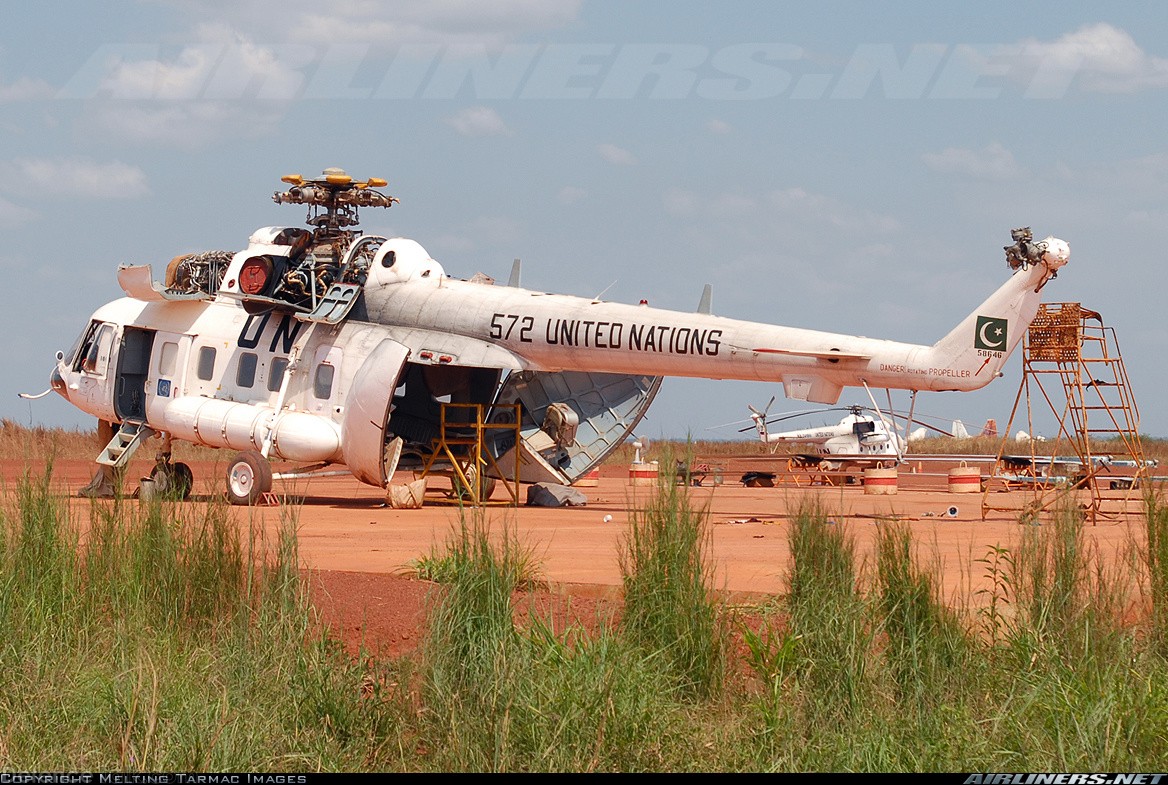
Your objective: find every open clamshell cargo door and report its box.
[340,338,412,487]
[488,370,662,484]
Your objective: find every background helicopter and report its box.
[736,396,968,469]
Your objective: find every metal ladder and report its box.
[96,420,156,468]
[983,302,1148,524]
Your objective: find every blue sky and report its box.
[3,1,1166,443]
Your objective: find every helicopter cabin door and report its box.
[114,327,156,423]
[340,338,412,487]
[145,332,190,425]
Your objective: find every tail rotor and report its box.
[746,396,775,443]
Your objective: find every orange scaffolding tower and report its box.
[982,302,1150,524]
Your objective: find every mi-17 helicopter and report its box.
[22,169,1070,504]
[740,396,971,473]
[748,403,905,461]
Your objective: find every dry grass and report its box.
[0,420,221,463]
[608,434,1168,465]
[5,419,1164,471]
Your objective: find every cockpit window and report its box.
[64,325,88,368]
[81,324,114,375]
[70,321,100,371]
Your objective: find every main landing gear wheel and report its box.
[451,462,497,503]
[225,450,273,506]
[150,461,194,500]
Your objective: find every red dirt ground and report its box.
[8,455,1151,660]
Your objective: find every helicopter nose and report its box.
[17,363,66,402]
[50,365,67,397]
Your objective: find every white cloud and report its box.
[1117,152,1168,178]
[1062,152,1168,199]
[764,187,901,234]
[102,42,214,100]
[78,24,299,147]
[0,196,37,227]
[705,118,732,135]
[1124,208,1168,227]
[428,213,523,254]
[656,184,903,304]
[182,0,581,48]
[468,214,523,246]
[921,142,1022,181]
[0,76,55,102]
[995,23,1168,94]
[0,158,149,200]
[428,233,476,254]
[708,192,757,216]
[557,185,587,204]
[92,102,284,149]
[662,188,700,216]
[100,24,304,100]
[446,106,511,137]
[597,143,636,166]
[663,184,900,253]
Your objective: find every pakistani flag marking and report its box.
[974,315,1008,351]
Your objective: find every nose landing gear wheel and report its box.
[226,451,273,505]
[149,461,194,500]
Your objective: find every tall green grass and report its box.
[416,510,706,771]
[1144,490,1168,653]
[7,455,1168,771]
[783,498,871,721]
[739,495,1168,771]
[618,446,727,701]
[0,462,408,771]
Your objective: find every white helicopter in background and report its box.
[743,398,966,470]
[20,169,1069,504]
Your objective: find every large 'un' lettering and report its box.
[238,312,303,353]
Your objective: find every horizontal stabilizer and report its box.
[752,347,872,362]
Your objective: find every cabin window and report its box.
[313,363,335,399]
[268,357,289,392]
[237,352,258,388]
[380,249,396,268]
[159,342,178,376]
[196,346,216,381]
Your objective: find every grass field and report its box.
[3,426,1168,772]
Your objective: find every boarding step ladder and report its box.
[96,420,156,468]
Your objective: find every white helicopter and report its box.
[747,403,904,460]
[21,169,1069,504]
[742,394,975,466]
